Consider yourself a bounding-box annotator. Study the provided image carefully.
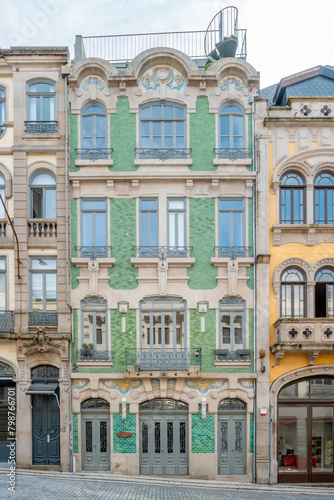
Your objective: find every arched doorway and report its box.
[81,398,110,471]
[218,398,247,475]
[0,362,16,463]
[277,376,334,483]
[139,398,188,475]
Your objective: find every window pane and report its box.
[220,212,230,246]
[83,116,93,138]
[221,314,230,345]
[220,200,243,210]
[140,212,149,246]
[153,135,162,148]
[32,173,55,186]
[43,97,54,121]
[32,274,43,310]
[32,188,43,218]
[95,212,106,246]
[45,274,57,311]
[96,116,106,138]
[163,105,174,119]
[168,212,176,246]
[279,381,309,399]
[45,189,56,218]
[82,212,93,245]
[174,107,184,119]
[234,313,243,346]
[232,212,243,246]
[141,199,157,211]
[96,137,106,149]
[0,273,6,310]
[29,97,39,121]
[140,107,150,119]
[328,285,334,317]
[141,122,150,136]
[30,83,54,93]
[82,200,106,210]
[278,406,307,472]
[31,258,56,270]
[151,105,161,119]
[310,379,334,398]
[164,122,173,136]
[175,121,184,136]
[233,116,242,137]
[83,312,94,345]
[96,312,106,349]
[0,259,5,270]
[164,137,173,149]
[312,407,333,472]
[149,213,157,246]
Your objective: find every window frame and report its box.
[26,79,56,122]
[80,198,108,255]
[280,171,306,224]
[167,197,186,249]
[139,101,186,152]
[218,197,245,255]
[219,101,246,150]
[219,297,246,351]
[139,197,159,250]
[0,257,7,310]
[0,85,6,135]
[29,171,56,219]
[280,266,306,318]
[80,297,108,350]
[315,267,334,318]
[80,101,108,151]
[314,171,334,224]
[29,257,57,314]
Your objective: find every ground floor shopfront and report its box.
[71,374,256,480]
[271,366,334,484]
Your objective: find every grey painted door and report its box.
[218,414,246,475]
[32,394,60,465]
[81,411,110,471]
[140,414,188,475]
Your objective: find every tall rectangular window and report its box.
[167,198,186,249]
[29,258,57,326]
[219,298,246,352]
[0,258,6,310]
[219,198,245,255]
[139,198,158,251]
[81,199,107,257]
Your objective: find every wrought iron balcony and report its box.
[133,246,193,261]
[214,148,252,160]
[271,318,334,366]
[215,349,251,362]
[75,148,113,160]
[75,246,112,259]
[0,125,4,136]
[77,349,112,362]
[135,148,191,160]
[0,310,14,333]
[25,121,58,134]
[214,246,252,259]
[28,220,57,238]
[125,348,202,373]
[29,312,58,327]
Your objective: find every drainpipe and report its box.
[269,403,272,484]
[249,93,258,483]
[61,64,73,473]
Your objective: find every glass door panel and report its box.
[278,406,307,472]
[312,407,333,473]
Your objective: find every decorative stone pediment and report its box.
[18,328,63,356]
[140,66,186,92]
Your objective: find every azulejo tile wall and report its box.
[191,404,215,454]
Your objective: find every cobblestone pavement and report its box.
[0,470,334,500]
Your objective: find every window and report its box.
[218,198,245,255]
[80,199,107,257]
[81,103,107,152]
[281,267,306,318]
[0,86,5,135]
[140,297,186,349]
[139,198,158,252]
[314,172,334,224]
[0,174,5,219]
[29,258,57,326]
[0,258,6,310]
[219,102,245,156]
[219,297,246,351]
[315,268,334,318]
[30,172,56,219]
[139,102,186,157]
[280,172,306,224]
[167,198,186,250]
[81,298,107,353]
[26,80,56,133]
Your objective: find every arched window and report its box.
[0,86,6,135]
[314,171,334,224]
[30,172,56,219]
[139,102,186,158]
[0,173,5,219]
[219,102,246,158]
[280,171,306,224]
[26,80,56,133]
[315,267,334,317]
[81,102,107,153]
[281,267,306,318]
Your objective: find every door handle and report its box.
[47,435,50,443]
[232,448,234,452]
[161,448,164,451]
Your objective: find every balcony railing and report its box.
[125,348,202,373]
[133,246,193,262]
[215,349,251,362]
[271,318,334,365]
[74,246,112,259]
[135,148,191,160]
[75,148,113,160]
[214,246,252,259]
[28,220,57,238]
[77,349,112,362]
[29,312,58,326]
[214,148,252,160]
[0,311,14,333]
[0,125,4,136]
[0,221,6,237]
[25,121,58,134]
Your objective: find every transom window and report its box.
[280,172,306,224]
[81,298,107,351]
[30,172,56,219]
[219,297,246,351]
[219,102,245,149]
[81,103,107,150]
[140,297,186,349]
[314,171,334,224]
[315,267,334,318]
[280,267,306,318]
[0,86,5,135]
[27,81,56,121]
[218,198,245,255]
[139,102,186,155]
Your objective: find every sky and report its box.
[0,0,334,89]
